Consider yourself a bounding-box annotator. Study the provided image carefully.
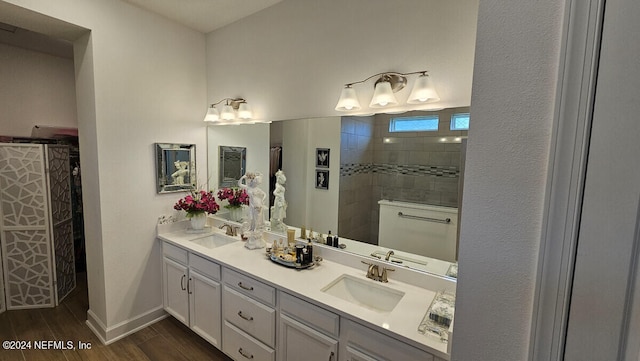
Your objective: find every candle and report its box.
[287,228,295,246]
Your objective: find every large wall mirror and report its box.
[207,108,468,278]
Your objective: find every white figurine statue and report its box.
[238,171,266,249]
[270,170,288,233]
[171,160,189,185]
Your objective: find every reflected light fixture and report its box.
[204,97,253,123]
[335,71,439,112]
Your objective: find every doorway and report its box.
[0,22,89,312]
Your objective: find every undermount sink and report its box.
[321,274,405,313]
[190,233,236,249]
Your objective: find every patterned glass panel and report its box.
[53,220,75,301]
[0,245,4,313]
[47,146,73,225]
[0,146,47,227]
[0,144,54,309]
[47,145,75,302]
[4,230,53,308]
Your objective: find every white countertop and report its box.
[157,222,451,360]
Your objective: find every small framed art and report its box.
[316,148,330,168]
[316,170,329,190]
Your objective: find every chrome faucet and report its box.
[219,223,237,236]
[384,250,395,261]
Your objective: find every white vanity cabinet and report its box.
[222,268,277,361]
[279,292,339,361]
[158,230,451,361]
[340,319,439,361]
[162,241,222,348]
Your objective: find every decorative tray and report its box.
[266,249,321,270]
[268,253,315,269]
[418,290,455,343]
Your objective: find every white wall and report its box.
[281,119,309,229]
[207,123,270,193]
[0,43,77,136]
[205,0,479,122]
[278,117,340,235]
[451,1,563,360]
[305,117,340,234]
[0,0,207,342]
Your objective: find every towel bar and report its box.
[397,211,451,224]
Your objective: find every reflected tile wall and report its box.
[338,116,375,244]
[338,109,468,245]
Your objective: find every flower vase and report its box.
[229,206,243,222]
[190,212,207,230]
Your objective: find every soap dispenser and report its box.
[326,231,334,246]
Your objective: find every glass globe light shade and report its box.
[335,86,361,111]
[369,81,399,108]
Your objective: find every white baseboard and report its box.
[86,306,168,345]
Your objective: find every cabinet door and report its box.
[279,314,337,361]
[339,319,434,361]
[342,346,378,361]
[162,257,189,325]
[189,269,222,348]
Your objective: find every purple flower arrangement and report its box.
[217,187,249,208]
[174,190,220,217]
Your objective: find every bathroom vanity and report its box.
[157,219,454,361]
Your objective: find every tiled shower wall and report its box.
[338,116,375,244]
[339,108,468,245]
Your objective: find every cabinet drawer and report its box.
[223,321,275,361]
[223,268,275,306]
[280,291,339,338]
[189,253,220,280]
[223,286,276,348]
[163,242,187,264]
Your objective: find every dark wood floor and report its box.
[0,273,232,361]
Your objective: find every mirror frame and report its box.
[155,143,196,194]
[219,146,247,187]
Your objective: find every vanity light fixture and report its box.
[204,97,253,123]
[335,71,440,112]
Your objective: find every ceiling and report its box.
[122,0,283,33]
[0,0,283,57]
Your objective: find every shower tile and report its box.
[408,151,430,165]
[429,152,451,166]
[449,152,461,167]
[342,117,356,134]
[434,181,458,193]
[445,143,462,152]
[400,175,415,188]
[423,143,446,152]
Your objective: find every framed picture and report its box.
[219,145,247,187]
[316,170,329,190]
[316,148,330,168]
[155,143,196,193]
